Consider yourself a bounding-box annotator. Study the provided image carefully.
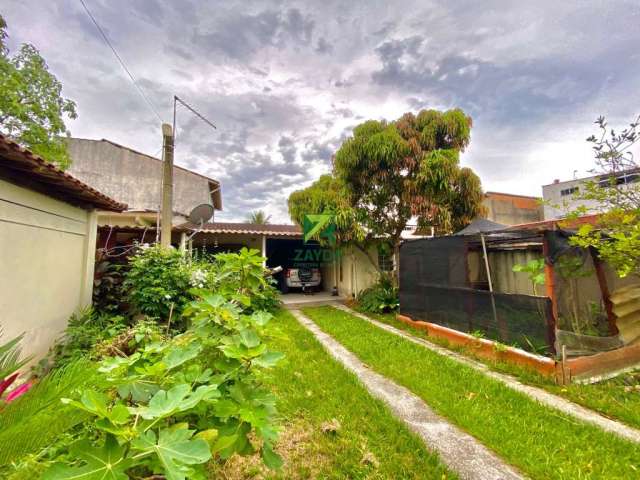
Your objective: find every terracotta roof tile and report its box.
[180,222,302,236]
[0,134,126,211]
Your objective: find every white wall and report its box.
[542,173,639,219]
[0,179,97,361]
[322,245,381,298]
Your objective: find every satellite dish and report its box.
[188,203,214,225]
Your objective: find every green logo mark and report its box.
[303,214,336,246]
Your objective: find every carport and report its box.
[179,222,330,293]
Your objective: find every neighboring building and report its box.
[542,169,640,219]
[66,138,222,227]
[483,191,543,225]
[0,134,125,360]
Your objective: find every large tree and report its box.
[0,15,77,169]
[334,108,485,258]
[288,173,377,257]
[568,115,640,278]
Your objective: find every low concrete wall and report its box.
[0,179,96,361]
[397,313,640,384]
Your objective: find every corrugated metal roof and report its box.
[455,218,507,236]
[0,134,127,211]
[180,222,302,236]
[505,214,601,232]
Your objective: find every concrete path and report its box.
[289,308,524,480]
[336,304,640,444]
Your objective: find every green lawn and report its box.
[212,308,456,479]
[362,308,640,431]
[303,306,640,480]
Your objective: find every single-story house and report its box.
[178,221,387,298]
[0,134,126,360]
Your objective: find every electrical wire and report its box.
[78,0,163,123]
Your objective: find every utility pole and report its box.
[159,95,216,249]
[161,123,174,248]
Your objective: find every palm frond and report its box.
[0,330,30,381]
[0,359,102,466]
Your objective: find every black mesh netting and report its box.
[399,233,555,354]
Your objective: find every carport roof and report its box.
[180,222,302,237]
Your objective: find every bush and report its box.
[123,245,192,321]
[208,248,281,313]
[34,309,127,375]
[357,275,399,313]
[92,258,127,314]
[39,249,284,479]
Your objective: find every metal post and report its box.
[542,233,558,353]
[590,248,618,335]
[161,123,174,248]
[481,233,503,339]
[480,234,493,292]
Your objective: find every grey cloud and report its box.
[278,136,297,163]
[7,0,640,221]
[315,37,334,54]
[164,44,194,61]
[130,0,165,27]
[192,7,315,61]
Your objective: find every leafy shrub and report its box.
[35,248,284,479]
[42,295,283,479]
[123,245,192,321]
[92,258,127,313]
[209,248,281,313]
[357,275,399,313]
[35,309,127,374]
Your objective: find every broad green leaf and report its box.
[131,428,211,480]
[202,293,225,308]
[131,384,219,420]
[262,442,283,470]
[62,391,109,418]
[239,328,260,348]
[163,342,202,370]
[117,379,160,402]
[253,351,284,368]
[43,435,132,480]
[250,311,273,326]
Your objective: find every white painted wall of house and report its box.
[0,179,97,361]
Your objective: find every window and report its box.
[378,250,394,272]
[598,173,640,188]
[560,186,579,196]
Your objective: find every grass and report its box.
[303,306,640,480]
[360,308,640,431]
[212,308,456,479]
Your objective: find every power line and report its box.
[79,0,163,123]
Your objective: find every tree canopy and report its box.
[288,174,364,244]
[568,115,640,278]
[333,109,485,251]
[0,15,77,169]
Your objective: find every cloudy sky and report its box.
[4,1,640,222]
